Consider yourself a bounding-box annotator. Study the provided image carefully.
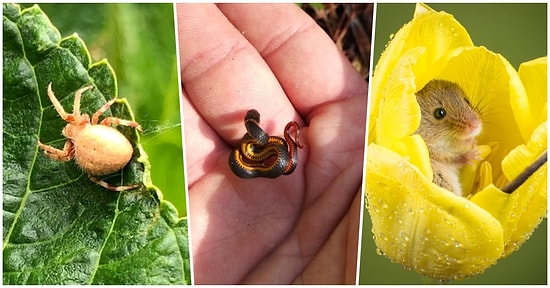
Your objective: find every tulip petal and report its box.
[366,144,504,279]
[369,2,473,145]
[515,57,548,140]
[471,122,547,255]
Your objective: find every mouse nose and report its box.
[467,116,482,137]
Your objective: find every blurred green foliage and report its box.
[362,3,547,284]
[32,3,187,217]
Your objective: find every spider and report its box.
[38,82,142,191]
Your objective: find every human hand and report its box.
[177,3,368,284]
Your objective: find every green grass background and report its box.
[361,3,547,284]
[30,3,187,217]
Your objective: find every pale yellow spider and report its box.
[38,82,142,191]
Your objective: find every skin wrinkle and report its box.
[217,3,309,54]
[178,4,241,82]
[182,40,250,86]
[255,20,319,66]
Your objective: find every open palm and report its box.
[177,3,368,284]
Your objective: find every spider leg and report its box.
[91,99,142,132]
[100,117,143,132]
[91,99,115,125]
[72,84,94,119]
[46,83,93,121]
[47,83,69,120]
[88,175,140,192]
[38,140,74,162]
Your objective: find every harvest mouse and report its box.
[415,79,482,196]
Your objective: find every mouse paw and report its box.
[460,147,481,166]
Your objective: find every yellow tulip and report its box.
[365,3,547,280]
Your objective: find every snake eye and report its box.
[433,107,447,120]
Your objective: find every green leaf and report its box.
[34,3,187,216]
[3,3,190,284]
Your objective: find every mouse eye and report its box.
[433,107,447,120]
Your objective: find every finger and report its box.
[180,89,227,185]
[218,3,368,118]
[178,3,298,144]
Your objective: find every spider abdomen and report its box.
[73,125,133,176]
